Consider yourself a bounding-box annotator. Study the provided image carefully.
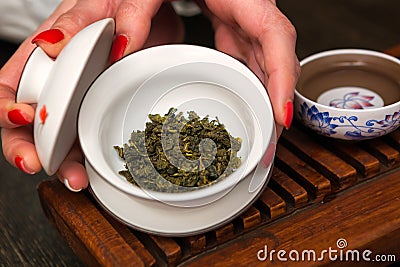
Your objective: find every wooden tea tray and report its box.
[38,123,400,266]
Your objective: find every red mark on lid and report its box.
[39,105,47,124]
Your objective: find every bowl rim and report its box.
[295,48,400,113]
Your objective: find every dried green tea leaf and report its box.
[115,108,242,192]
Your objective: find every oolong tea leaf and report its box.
[115,108,242,192]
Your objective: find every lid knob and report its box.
[17,47,54,104]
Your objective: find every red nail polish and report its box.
[32,29,64,44]
[284,100,293,130]
[15,156,35,174]
[8,109,30,125]
[110,34,128,64]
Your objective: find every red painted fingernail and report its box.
[8,109,31,125]
[110,34,128,64]
[15,156,36,174]
[32,29,64,44]
[284,100,293,130]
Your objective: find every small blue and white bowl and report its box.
[295,49,400,140]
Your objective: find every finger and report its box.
[32,0,117,58]
[1,127,42,174]
[142,2,184,48]
[212,21,248,63]
[205,0,300,129]
[56,141,88,192]
[276,124,284,138]
[246,49,265,84]
[241,4,299,129]
[213,26,265,83]
[0,1,79,129]
[0,0,78,92]
[236,3,299,129]
[0,84,35,128]
[258,8,299,129]
[110,0,164,63]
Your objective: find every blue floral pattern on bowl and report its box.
[298,102,400,139]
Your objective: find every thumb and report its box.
[31,0,117,58]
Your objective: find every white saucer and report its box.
[87,158,273,236]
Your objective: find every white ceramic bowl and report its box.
[78,44,276,207]
[295,49,400,140]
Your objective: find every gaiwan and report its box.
[17,18,276,235]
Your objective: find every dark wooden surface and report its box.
[37,123,400,266]
[2,0,400,266]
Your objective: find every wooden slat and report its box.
[101,212,156,266]
[238,206,261,232]
[149,235,182,266]
[269,168,308,207]
[323,140,381,177]
[282,127,357,188]
[257,188,286,220]
[275,144,331,201]
[41,198,103,267]
[37,180,146,267]
[387,130,400,150]
[214,224,235,244]
[180,235,206,255]
[362,139,400,166]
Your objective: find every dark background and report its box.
[1,1,400,265]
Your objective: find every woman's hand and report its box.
[0,0,183,191]
[196,0,300,133]
[1,0,298,192]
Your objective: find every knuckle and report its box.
[117,1,143,17]
[53,11,85,36]
[258,6,297,41]
[283,20,297,41]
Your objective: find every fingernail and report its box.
[110,34,128,64]
[63,178,82,192]
[284,100,293,130]
[8,109,31,125]
[15,156,36,174]
[32,29,64,44]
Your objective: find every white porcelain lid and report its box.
[16,18,115,175]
